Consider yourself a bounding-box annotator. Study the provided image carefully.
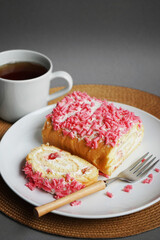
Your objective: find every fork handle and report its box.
[104,177,119,186]
[34,180,106,217]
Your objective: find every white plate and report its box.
[0,102,160,219]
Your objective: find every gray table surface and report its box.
[0,0,159,239]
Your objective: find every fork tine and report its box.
[133,154,153,173]
[129,152,149,171]
[137,159,159,177]
[135,157,156,175]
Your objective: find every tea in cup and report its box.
[0,49,73,122]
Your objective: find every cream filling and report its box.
[107,127,143,172]
[29,145,92,179]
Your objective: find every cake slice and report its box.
[42,91,144,176]
[23,144,99,199]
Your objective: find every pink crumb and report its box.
[23,162,85,201]
[148,173,153,178]
[70,200,81,206]
[141,158,146,163]
[106,191,113,198]
[142,179,149,184]
[148,178,153,183]
[142,173,154,184]
[154,168,160,173]
[126,185,133,189]
[48,91,142,149]
[123,188,130,192]
[99,172,109,178]
[122,185,133,192]
[48,152,60,160]
[46,168,52,174]
[142,177,152,184]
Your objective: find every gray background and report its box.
[0,0,159,239]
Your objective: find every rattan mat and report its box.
[0,84,160,238]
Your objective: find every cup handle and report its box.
[47,71,73,102]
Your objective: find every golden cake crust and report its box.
[42,119,144,175]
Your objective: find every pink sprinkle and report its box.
[99,172,109,178]
[48,91,142,149]
[123,188,130,192]
[80,130,87,137]
[87,129,93,136]
[65,173,71,182]
[69,132,74,139]
[23,162,85,201]
[93,139,98,149]
[154,168,160,173]
[126,185,133,189]
[142,177,152,184]
[48,152,59,160]
[141,158,146,163]
[148,178,153,183]
[46,168,52,174]
[148,173,153,178]
[45,113,52,119]
[74,126,81,132]
[62,129,69,136]
[84,136,90,143]
[106,191,113,198]
[91,102,95,107]
[25,182,35,191]
[70,200,81,206]
[142,179,148,184]
[122,185,133,192]
[81,167,89,174]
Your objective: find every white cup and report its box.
[0,49,73,122]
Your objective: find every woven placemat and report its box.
[0,84,160,238]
